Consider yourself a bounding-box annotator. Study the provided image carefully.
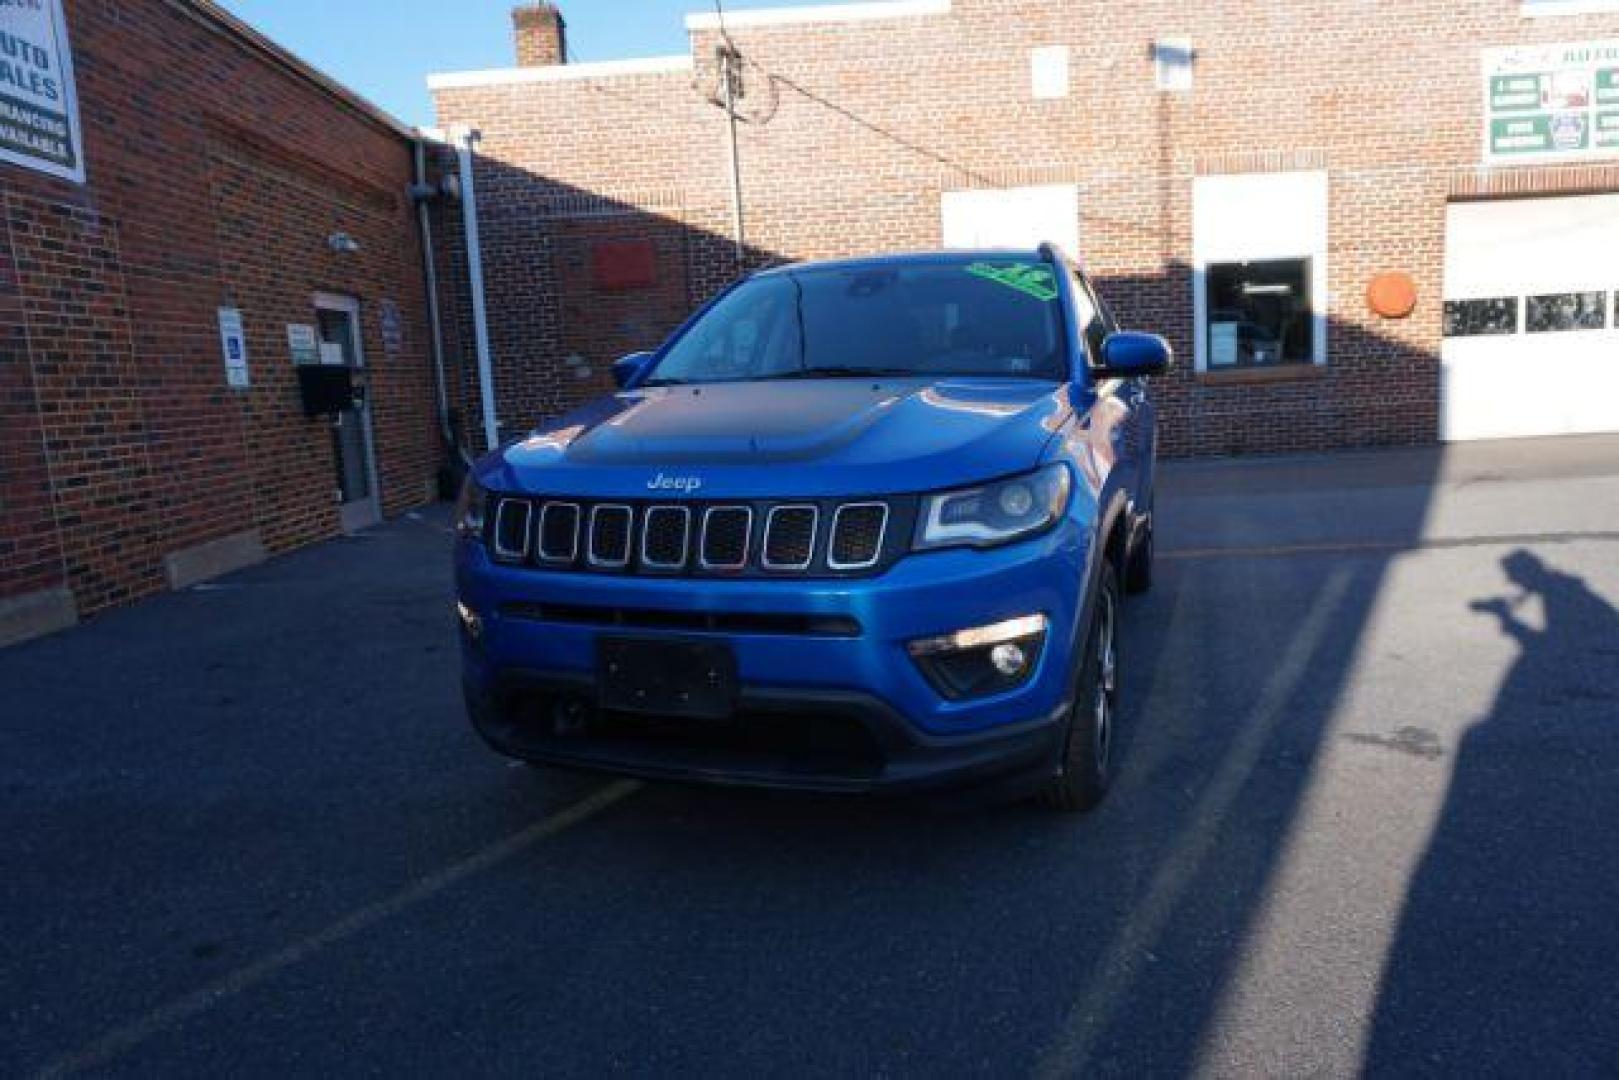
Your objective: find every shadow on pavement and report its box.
[1364,551,1619,1075]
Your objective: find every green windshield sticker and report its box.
[964,262,1059,302]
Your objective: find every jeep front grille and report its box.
[828,503,888,570]
[587,505,633,568]
[640,506,690,569]
[700,507,752,570]
[538,502,580,563]
[491,498,532,560]
[762,505,817,570]
[485,495,904,578]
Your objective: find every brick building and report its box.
[429,0,1619,457]
[2,0,460,645]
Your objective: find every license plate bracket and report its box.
[597,637,738,721]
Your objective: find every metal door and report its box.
[314,295,382,532]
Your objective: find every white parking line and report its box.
[1162,530,1619,562]
[1035,570,1354,1079]
[36,779,641,1079]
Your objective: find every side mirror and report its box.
[611,351,656,389]
[1093,331,1172,379]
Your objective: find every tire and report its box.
[1123,506,1154,595]
[1042,561,1121,812]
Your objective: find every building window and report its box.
[1192,170,1328,372]
[1525,291,1608,332]
[1206,259,1314,366]
[1443,297,1519,337]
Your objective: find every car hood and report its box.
[479,378,1072,499]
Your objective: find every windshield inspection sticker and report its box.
[964,262,1059,302]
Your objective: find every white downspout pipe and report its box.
[455,126,500,452]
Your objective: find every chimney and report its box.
[513,3,567,67]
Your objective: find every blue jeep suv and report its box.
[454,248,1168,810]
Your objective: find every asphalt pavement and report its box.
[3,435,1618,1077]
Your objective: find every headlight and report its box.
[454,476,488,540]
[913,463,1071,550]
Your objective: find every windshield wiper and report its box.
[764,366,918,380]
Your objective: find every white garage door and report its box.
[1442,194,1619,441]
[941,184,1080,261]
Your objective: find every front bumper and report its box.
[466,673,1067,794]
[456,522,1089,792]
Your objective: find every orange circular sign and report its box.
[1367,273,1418,319]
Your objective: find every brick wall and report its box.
[432,0,1619,457]
[1,0,445,627]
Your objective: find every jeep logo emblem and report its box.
[647,472,702,494]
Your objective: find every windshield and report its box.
[645,259,1067,385]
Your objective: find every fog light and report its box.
[907,614,1047,656]
[456,600,483,642]
[990,641,1028,677]
[908,613,1047,701]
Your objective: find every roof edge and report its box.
[685,0,951,32]
[428,54,693,91]
[167,0,423,141]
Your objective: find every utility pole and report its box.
[717,43,746,272]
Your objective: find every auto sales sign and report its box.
[0,0,83,183]
[1484,39,1619,164]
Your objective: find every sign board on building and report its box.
[217,308,250,390]
[378,299,403,355]
[591,241,658,291]
[1483,38,1619,163]
[1029,45,1069,101]
[0,0,85,183]
[286,323,319,365]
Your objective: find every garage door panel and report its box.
[1442,195,1619,442]
[1441,337,1617,441]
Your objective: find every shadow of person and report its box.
[1364,549,1619,1076]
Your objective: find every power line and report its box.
[714,0,747,269]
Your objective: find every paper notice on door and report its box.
[287,323,319,365]
[1210,322,1239,367]
[319,342,346,366]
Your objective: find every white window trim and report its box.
[1191,171,1330,373]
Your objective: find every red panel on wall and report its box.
[591,239,658,291]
